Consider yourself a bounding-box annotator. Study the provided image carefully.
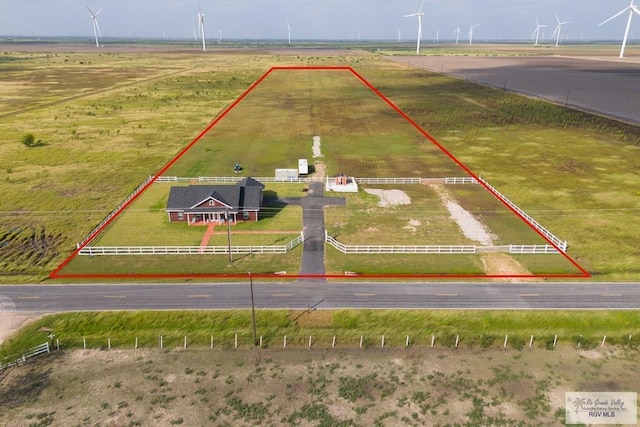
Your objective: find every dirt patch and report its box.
[431,184,496,245]
[481,253,532,278]
[0,312,50,346]
[1,346,638,426]
[364,189,411,207]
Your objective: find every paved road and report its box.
[1,282,640,312]
[391,55,640,125]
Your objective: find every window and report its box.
[177,213,184,220]
[209,200,215,206]
[243,211,250,220]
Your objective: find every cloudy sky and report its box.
[0,0,637,42]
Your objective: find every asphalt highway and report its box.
[1,282,640,313]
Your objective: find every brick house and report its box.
[165,177,265,225]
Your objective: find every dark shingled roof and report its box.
[166,177,265,213]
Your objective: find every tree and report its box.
[21,133,43,147]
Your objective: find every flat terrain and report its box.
[391,54,640,125]
[1,345,638,426]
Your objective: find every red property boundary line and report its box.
[51,66,590,280]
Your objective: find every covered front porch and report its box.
[185,212,237,226]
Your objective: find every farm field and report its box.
[0,45,638,281]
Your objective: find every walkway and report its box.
[199,223,216,252]
[283,181,345,280]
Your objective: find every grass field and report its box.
[3,310,640,357]
[0,47,639,281]
[55,66,584,277]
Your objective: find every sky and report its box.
[0,0,637,42]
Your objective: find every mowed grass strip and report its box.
[2,310,639,357]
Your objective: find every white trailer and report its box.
[298,159,309,175]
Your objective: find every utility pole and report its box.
[226,207,232,263]
[249,272,257,347]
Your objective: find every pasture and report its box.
[0,46,638,281]
[1,309,640,426]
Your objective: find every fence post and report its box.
[234,333,238,349]
[359,336,363,348]
[529,335,534,348]
[56,339,59,351]
[160,335,163,350]
[381,335,385,348]
[259,336,263,348]
[184,336,187,350]
[628,334,633,346]
[284,335,287,348]
[431,335,435,348]
[135,337,138,349]
[108,338,111,350]
[553,335,558,348]
[601,336,607,347]
[83,338,86,350]
[503,335,508,348]
[308,336,312,349]
[406,335,410,348]
[210,336,213,349]
[332,335,336,348]
[455,335,459,348]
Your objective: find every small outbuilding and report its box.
[165,177,265,225]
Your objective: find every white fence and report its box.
[509,244,560,254]
[326,233,477,254]
[444,177,479,184]
[0,342,50,371]
[77,175,154,248]
[154,176,480,185]
[79,233,304,256]
[354,177,423,184]
[478,177,567,252]
[154,176,311,183]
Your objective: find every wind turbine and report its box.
[433,29,439,43]
[468,22,479,45]
[453,24,462,44]
[197,3,206,51]
[531,17,547,46]
[598,0,640,58]
[218,28,222,44]
[552,12,570,47]
[396,28,401,42]
[287,20,292,45]
[404,0,425,55]
[86,6,103,48]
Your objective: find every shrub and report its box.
[21,133,44,147]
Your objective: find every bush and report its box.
[21,133,44,147]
